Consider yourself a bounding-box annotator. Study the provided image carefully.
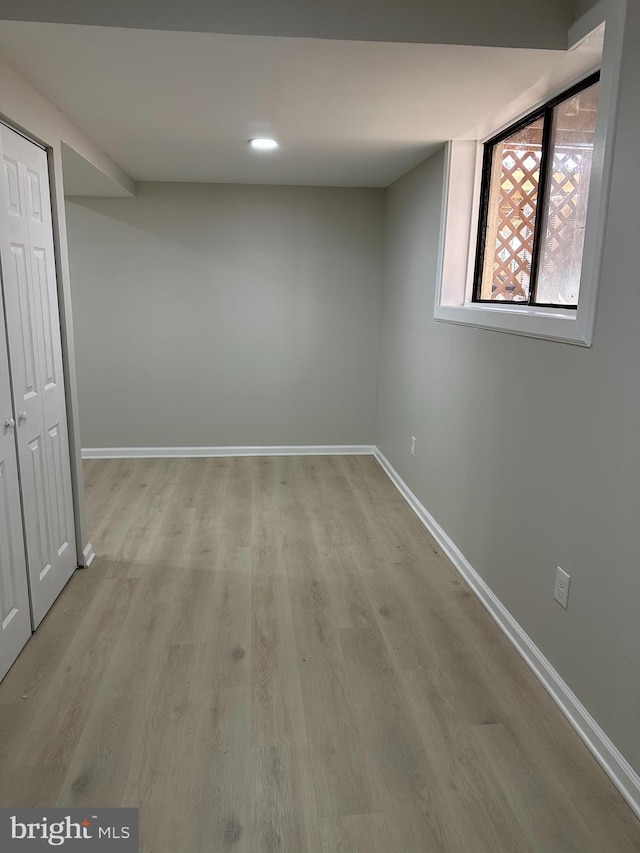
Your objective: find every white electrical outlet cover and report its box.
[554,566,571,609]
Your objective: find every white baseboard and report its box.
[81,445,375,460]
[373,447,640,821]
[81,542,96,568]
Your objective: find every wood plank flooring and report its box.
[0,455,639,852]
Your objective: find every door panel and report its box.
[0,288,31,681]
[11,242,39,397]
[26,433,54,580]
[0,124,76,627]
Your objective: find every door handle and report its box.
[4,417,15,429]
[17,411,27,424]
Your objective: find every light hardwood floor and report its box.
[0,455,639,852]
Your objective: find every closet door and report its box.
[0,287,32,680]
[0,124,76,628]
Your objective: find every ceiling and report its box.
[0,21,602,188]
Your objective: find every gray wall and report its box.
[0,0,574,49]
[573,0,599,17]
[375,1,640,775]
[66,183,384,448]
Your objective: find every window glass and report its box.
[479,118,544,302]
[536,82,599,306]
[473,74,599,309]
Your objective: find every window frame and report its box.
[472,71,600,311]
[433,0,626,347]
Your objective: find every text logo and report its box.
[0,809,138,851]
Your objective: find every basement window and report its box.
[433,3,624,347]
[473,74,599,309]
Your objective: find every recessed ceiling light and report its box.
[249,137,279,151]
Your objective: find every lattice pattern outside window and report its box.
[474,75,599,308]
[482,131,542,302]
[537,149,591,303]
[494,147,539,301]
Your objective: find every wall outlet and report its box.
[410,436,416,456]
[554,566,571,609]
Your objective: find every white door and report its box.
[0,124,76,627]
[0,287,32,680]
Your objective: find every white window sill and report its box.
[434,303,591,346]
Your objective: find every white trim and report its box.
[81,543,96,568]
[81,445,376,459]
[373,447,640,821]
[567,0,625,346]
[433,0,625,347]
[434,300,594,346]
